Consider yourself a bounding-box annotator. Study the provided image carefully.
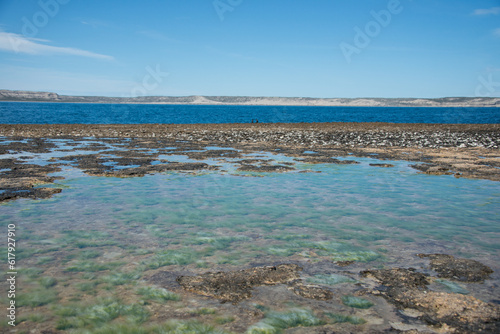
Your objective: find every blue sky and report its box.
[0,0,499,98]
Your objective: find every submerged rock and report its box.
[410,163,453,176]
[236,164,295,172]
[289,282,334,300]
[362,266,500,333]
[177,264,302,303]
[335,260,355,267]
[417,253,493,282]
[0,187,62,202]
[298,156,359,164]
[394,290,500,333]
[361,268,430,291]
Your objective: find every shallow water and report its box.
[1,140,499,333]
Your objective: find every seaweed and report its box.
[247,308,324,334]
[136,286,181,303]
[341,295,374,309]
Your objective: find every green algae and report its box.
[306,274,356,285]
[17,287,58,307]
[324,312,367,324]
[435,279,470,295]
[65,261,124,273]
[100,271,141,286]
[58,230,117,248]
[55,298,150,330]
[39,276,57,288]
[190,307,217,315]
[142,248,199,269]
[247,308,324,334]
[187,235,251,249]
[215,316,235,324]
[18,267,44,278]
[341,295,374,309]
[36,255,55,265]
[73,321,231,334]
[300,240,381,262]
[76,281,99,293]
[136,286,181,303]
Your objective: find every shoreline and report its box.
[0,123,499,195]
[1,122,498,136]
[2,100,500,108]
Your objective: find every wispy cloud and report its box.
[472,7,500,16]
[0,32,114,60]
[494,28,500,38]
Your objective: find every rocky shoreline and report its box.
[0,123,498,148]
[1,123,499,188]
[1,122,499,202]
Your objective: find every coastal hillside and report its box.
[1,89,499,107]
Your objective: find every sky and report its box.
[0,0,499,98]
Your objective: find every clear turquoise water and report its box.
[1,144,500,332]
[2,154,499,266]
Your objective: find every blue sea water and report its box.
[0,102,499,124]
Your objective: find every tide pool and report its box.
[1,142,499,333]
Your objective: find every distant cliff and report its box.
[0,90,61,101]
[1,89,499,107]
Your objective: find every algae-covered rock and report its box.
[177,264,301,303]
[362,266,500,333]
[289,282,333,300]
[417,253,493,282]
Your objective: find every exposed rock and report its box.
[0,159,63,202]
[369,163,395,168]
[0,138,56,154]
[417,254,494,282]
[410,164,453,175]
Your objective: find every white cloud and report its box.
[494,28,500,37]
[0,32,114,60]
[473,7,500,15]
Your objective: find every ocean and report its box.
[0,102,499,124]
